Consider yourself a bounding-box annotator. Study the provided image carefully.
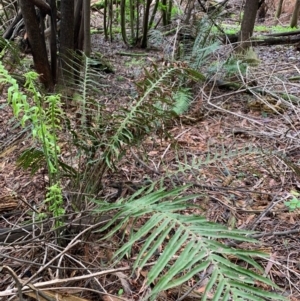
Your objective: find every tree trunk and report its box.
[237,0,260,52]
[59,0,74,85]
[19,0,54,90]
[141,0,151,48]
[274,0,284,25]
[83,0,91,57]
[49,0,57,84]
[74,0,83,50]
[290,0,300,28]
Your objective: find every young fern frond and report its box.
[94,185,284,301]
[172,87,193,115]
[0,61,65,222]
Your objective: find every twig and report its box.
[131,149,161,175]
[0,264,154,297]
[116,52,148,57]
[27,283,55,301]
[249,197,283,231]
[48,242,107,293]
[23,217,112,286]
[1,265,24,301]
[251,228,300,239]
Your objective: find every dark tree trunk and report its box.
[141,0,151,48]
[290,0,300,28]
[59,0,74,85]
[83,0,91,56]
[19,0,54,90]
[74,0,83,51]
[28,0,51,14]
[49,0,57,84]
[237,0,260,52]
[274,0,284,25]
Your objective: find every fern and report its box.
[0,61,65,222]
[94,184,285,301]
[172,87,193,115]
[67,57,205,199]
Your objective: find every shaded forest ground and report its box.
[1,0,300,300]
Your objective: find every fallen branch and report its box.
[0,266,132,297]
[224,33,300,46]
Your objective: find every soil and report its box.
[1,1,300,300]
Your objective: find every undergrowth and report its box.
[0,16,288,301]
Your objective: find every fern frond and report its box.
[172,87,193,115]
[95,185,284,300]
[17,147,46,175]
[101,65,205,167]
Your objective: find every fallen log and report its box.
[224,33,300,46]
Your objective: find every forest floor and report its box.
[1,0,300,300]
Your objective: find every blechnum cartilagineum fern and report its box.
[95,183,286,301]
[68,55,206,199]
[0,61,64,225]
[101,64,206,166]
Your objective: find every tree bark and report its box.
[141,0,151,48]
[74,0,83,51]
[49,0,57,84]
[237,0,260,52]
[274,0,284,25]
[19,0,54,90]
[59,0,74,85]
[28,0,51,14]
[290,0,300,28]
[83,0,91,57]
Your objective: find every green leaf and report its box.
[202,268,219,301]
[212,278,226,301]
[147,229,188,283]
[153,260,211,294]
[114,214,165,259]
[229,281,286,300]
[135,218,172,269]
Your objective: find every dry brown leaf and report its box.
[115,272,132,294]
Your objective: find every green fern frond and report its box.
[17,147,46,175]
[177,16,220,70]
[0,37,21,65]
[172,87,193,115]
[94,185,284,300]
[102,65,205,167]
[103,66,182,165]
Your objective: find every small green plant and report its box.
[253,25,269,32]
[0,61,65,225]
[172,87,193,115]
[270,25,297,33]
[125,58,145,67]
[170,5,182,18]
[285,190,300,211]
